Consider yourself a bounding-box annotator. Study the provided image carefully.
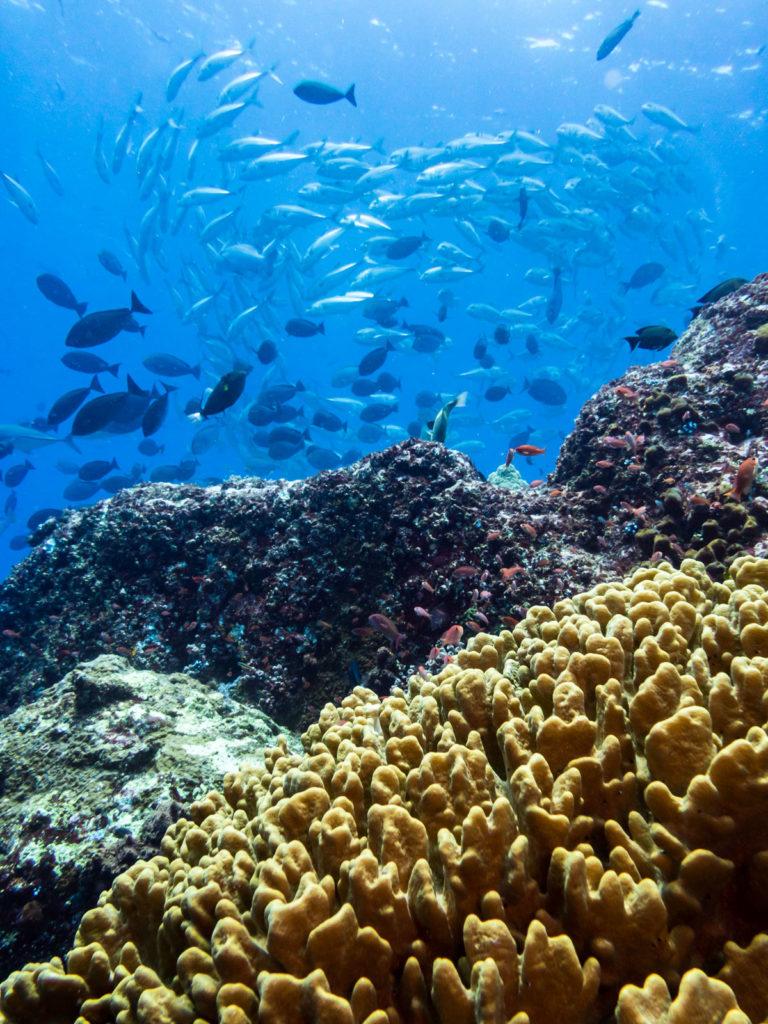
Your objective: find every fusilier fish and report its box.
[596,9,640,61]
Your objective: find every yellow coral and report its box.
[2,556,768,1023]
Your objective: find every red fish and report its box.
[452,565,478,577]
[729,457,757,500]
[500,565,524,580]
[520,522,537,539]
[413,606,431,619]
[514,444,545,457]
[614,385,638,399]
[595,459,614,469]
[368,613,403,648]
[441,624,464,645]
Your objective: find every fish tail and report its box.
[139,325,146,337]
[91,374,105,394]
[192,364,201,379]
[346,84,357,107]
[108,363,120,377]
[625,336,639,350]
[296,380,306,392]
[130,290,152,315]
[319,322,325,334]
[76,301,88,318]
[455,391,468,409]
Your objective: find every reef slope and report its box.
[1,274,767,729]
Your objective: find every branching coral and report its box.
[2,556,768,1023]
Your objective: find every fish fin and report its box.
[139,325,146,336]
[620,282,630,293]
[625,336,639,350]
[162,382,179,393]
[111,458,119,470]
[346,84,357,107]
[64,434,82,454]
[130,291,152,314]
[303,429,311,440]
[126,374,145,396]
[192,364,201,379]
[455,391,468,409]
[319,323,325,334]
[76,301,88,318]
[343,422,348,433]
[91,375,105,394]
[25,459,34,469]
[427,420,435,430]
[296,380,306,392]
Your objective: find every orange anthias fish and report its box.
[514,444,546,457]
[729,457,757,500]
[441,624,464,645]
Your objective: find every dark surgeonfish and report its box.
[65,291,152,348]
[625,325,677,351]
[524,377,567,406]
[47,375,104,427]
[293,80,356,107]
[61,352,120,376]
[143,353,201,378]
[285,317,324,337]
[36,273,87,317]
[71,376,151,436]
[621,262,665,292]
[690,277,748,316]
[142,385,175,437]
[596,9,640,61]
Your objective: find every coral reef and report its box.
[2,277,767,730]
[2,555,767,1023]
[0,656,294,977]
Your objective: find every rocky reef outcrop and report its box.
[2,275,767,730]
[2,555,768,1023]
[0,656,293,977]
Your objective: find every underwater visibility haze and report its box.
[0,0,766,581]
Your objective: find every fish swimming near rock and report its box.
[596,9,640,61]
[65,292,152,348]
[429,392,468,443]
[691,277,748,315]
[293,80,357,107]
[36,273,87,317]
[625,325,677,351]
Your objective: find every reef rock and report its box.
[1,275,767,733]
[0,655,294,977]
[2,556,767,1024]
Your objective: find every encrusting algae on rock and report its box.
[2,555,768,1023]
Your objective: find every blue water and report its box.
[0,0,765,580]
